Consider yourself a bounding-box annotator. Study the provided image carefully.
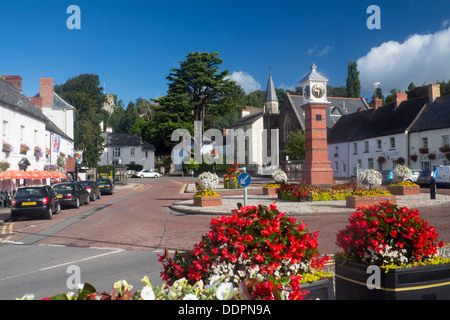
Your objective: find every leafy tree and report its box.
[165,52,233,131]
[54,74,106,168]
[282,129,305,160]
[346,60,361,98]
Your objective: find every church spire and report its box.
[265,68,278,103]
[264,68,279,114]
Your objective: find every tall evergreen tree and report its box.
[346,60,361,98]
[55,74,106,168]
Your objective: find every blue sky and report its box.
[1,0,449,104]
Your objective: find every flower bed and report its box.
[345,189,395,208]
[387,181,420,195]
[278,182,354,202]
[159,203,332,300]
[335,202,449,299]
[263,184,279,196]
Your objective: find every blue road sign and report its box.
[238,172,252,187]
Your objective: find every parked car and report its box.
[416,170,433,186]
[52,182,90,208]
[133,169,161,178]
[10,185,61,221]
[406,170,421,182]
[380,170,393,185]
[79,180,101,201]
[95,178,115,195]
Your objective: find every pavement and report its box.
[170,182,450,216]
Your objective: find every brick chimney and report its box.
[39,78,54,107]
[373,96,383,110]
[428,83,441,103]
[0,75,22,92]
[395,90,407,107]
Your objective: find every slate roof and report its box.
[0,78,73,142]
[409,95,450,133]
[328,96,429,144]
[265,74,278,102]
[288,94,370,130]
[0,78,48,122]
[230,112,263,127]
[104,132,155,151]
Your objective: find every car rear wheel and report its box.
[46,207,53,220]
[74,197,80,208]
[85,195,90,205]
[92,192,96,201]
[55,203,61,214]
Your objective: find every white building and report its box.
[327,84,443,177]
[99,131,156,170]
[0,76,48,171]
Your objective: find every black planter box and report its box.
[335,257,450,300]
[301,277,335,300]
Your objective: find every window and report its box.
[442,135,449,147]
[334,146,338,158]
[20,125,25,143]
[422,161,431,171]
[130,148,135,157]
[315,114,322,121]
[364,141,369,153]
[342,162,347,173]
[368,158,374,169]
[390,137,396,149]
[377,139,382,150]
[2,121,8,142]
[422,137,428,148]
[335,161,339,171]
[353,142,358,154]
[113,147,121,158]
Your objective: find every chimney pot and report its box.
[428,83,441,103]
[40,78,54,108]
[1,75,22,92]
[374,95,383,110]
[395,90,408,107]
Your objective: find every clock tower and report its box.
[300,63,334,186]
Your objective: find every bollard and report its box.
[430,179,436,200]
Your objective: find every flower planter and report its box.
[301,277,335,300]
[224,179,239,189]
[193,196,222,207]
[346,195,396,208]
[334,257,450,300]
[387,185,420,195]
[263,187,278,196]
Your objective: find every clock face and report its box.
[304,85,310,99]
[312,84,325,99]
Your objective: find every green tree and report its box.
[54,74,106,168]
[346,60,361,98]
[282,129,305,160]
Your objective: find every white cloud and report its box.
[226,71,261,94]
[357,27,450,96]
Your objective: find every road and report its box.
[0,177,214,299]
[1,177,450,299]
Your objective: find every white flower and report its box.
[272,169,287,183]
[197,172,219,190]
[392,165,412,180]
[140,286,155,300]
[183,293,198,300]
[358,169,382,187]
[216,282,233,300]
[18,294,35,300]
[113,280,133,292]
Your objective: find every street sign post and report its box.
[238,172,251,206]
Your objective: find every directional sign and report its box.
[238,172,252,187]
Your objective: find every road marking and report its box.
[0,223,14,243]
[0,248,124,282]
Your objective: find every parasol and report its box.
[0,170,29,179]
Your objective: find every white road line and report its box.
[0,249,124,281]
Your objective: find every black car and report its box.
[52,182,90,208]
[95,178,115,195]
[11,185,61,221]
[416,170,433,187]
[79,180,101,201]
